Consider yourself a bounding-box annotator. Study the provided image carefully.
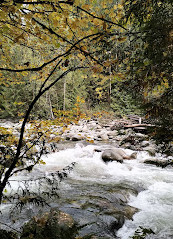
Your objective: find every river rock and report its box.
[95,124,102,130]
[118,129,126,135]
[110,121,126,130]
[99,214,125,233]
[65,135,71,140]
[135,133,147,140]
[141,140,150,147]
[143,146,156,156]
[71,134,84,141]
[100,133,109,141]
[97,130,109,141]
[123,205,139,220]
[87,121,98,130]
[82,125,88,132]
[144,158,173,168]
[20,209,78,239]
[102,149,123,163]
[107,130,119,137]
[120,134,136,146]
[121,142,132,149]
[102,148,137,163]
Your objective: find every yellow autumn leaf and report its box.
[103,61,111,67]
[39,159,46,165]
[117,37,127,43]
[93,18,101,26]
[92,65,103,73]
[82,4,90,11]
[162,78,169,88]
[144,91,148,97]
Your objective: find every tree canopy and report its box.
[0,0,172,119]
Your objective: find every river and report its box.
[1,142,173,238]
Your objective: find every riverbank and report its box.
[1,116,173,166]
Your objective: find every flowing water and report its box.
[1,142,173,238]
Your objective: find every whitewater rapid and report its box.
[2,142,173,238]
[36,143,173,239]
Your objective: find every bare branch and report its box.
[2,34,40,51]
[13,0,74,6]
[39,59,62,92]
[11,143,45,176]
[14,0,54,5]
[33,18,104,66]
[0,32,103,72]
[0,55,62,72]
[77,6,127,31]
[0,222,20,233]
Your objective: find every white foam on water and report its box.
[117,182,173,238]
[2,143,173,238]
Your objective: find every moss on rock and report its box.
[21,209,78,239]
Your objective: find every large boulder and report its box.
[102,148,137,163]
[21,209,78,239]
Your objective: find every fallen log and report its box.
[124,124,154,128]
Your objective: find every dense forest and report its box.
[0,0,173,238]
[0,0,172,125]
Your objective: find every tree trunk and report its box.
[48,93,54,119]
[63,78,66,111]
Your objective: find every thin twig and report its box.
[77,6,127,30]
[0,221,20,233]
[0,32,103,72]
[39,59,62,92]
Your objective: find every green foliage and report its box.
[130,226,155,239]
[0,229,18,239]
[118,0,173,142]
[110,84,141,117]
[0,127,18,179]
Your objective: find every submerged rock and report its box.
[144,158,173,168]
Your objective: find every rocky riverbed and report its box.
[1,117,173,172]
[42,117,172,165]
[1,118,173,238]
